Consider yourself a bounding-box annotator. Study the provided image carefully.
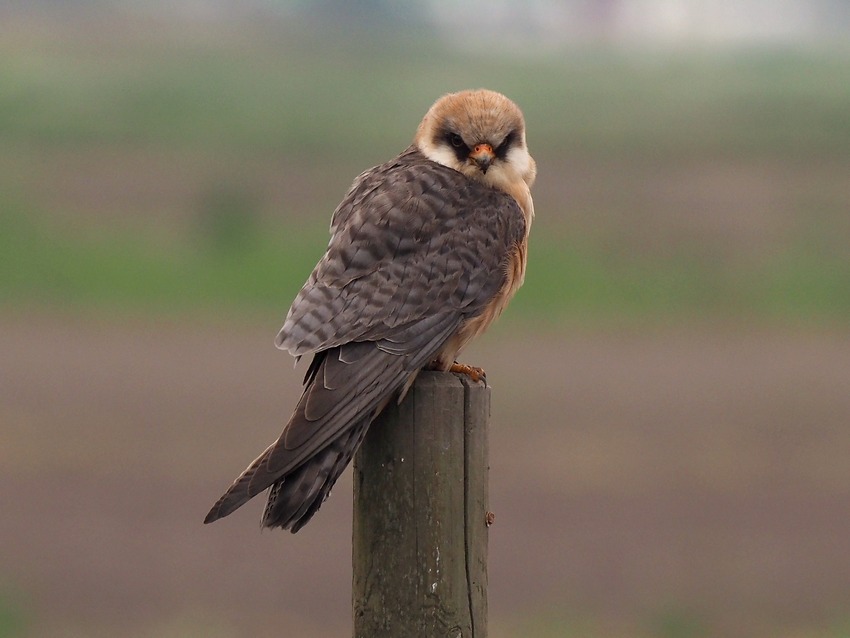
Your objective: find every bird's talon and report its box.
[449,362,486,383]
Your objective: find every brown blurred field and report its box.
[2,7,850,638]
[3,317,850,637]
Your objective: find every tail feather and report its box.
[203,442,276,524]
[203,342,404,531]
[204,317,459,532]
[263,416,371,532]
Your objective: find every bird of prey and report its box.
[204,89,536,532]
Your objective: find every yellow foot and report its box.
[449,362,486,383]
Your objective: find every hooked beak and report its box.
[469,143,495,173]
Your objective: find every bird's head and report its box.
[414,89,536,193]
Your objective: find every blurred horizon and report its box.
[5,0,850,45]
[2,3,849,327]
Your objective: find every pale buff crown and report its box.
[413,89,536,218]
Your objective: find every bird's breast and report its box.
[434,234,528,369]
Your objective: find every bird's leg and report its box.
[449,361,486,383]
[424,358,486,383]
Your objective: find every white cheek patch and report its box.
[419,140,461,170]
[506,146,532,177]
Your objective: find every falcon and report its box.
[204,89,536,532]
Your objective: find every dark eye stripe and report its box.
[439,130,470,162]
[495,130,516,159]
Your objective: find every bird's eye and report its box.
[442,131,470,161]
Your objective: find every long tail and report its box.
[204,342,410,532]
[261,414,371,532]
[204,414,371,532]
[204,315,460,532]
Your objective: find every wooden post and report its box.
[352,371,490,638]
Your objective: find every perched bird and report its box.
[204,89,536,532]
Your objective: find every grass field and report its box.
[1,13,848,325]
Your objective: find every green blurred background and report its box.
[1,2,849,637]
